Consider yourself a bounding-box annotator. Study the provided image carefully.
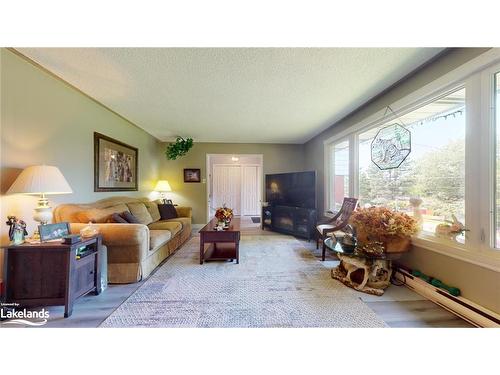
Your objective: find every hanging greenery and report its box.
[165,136,194,160]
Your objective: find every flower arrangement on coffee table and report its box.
[349,206,419,253]
[215,205,234,227]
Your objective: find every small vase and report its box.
[12,229,25,245]
[384,236,411,253]
[409,197,423,231]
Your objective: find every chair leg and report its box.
[322,241,326,261]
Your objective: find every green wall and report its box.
[0,48,305,279]
[0,48,162,241]
[159,142,305,224]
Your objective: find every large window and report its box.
[329,140,350,212]
[324,52,500,270]
[358,89,466,237]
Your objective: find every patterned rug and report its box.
[100,235,386,327]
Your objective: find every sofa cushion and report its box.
[158,204,178,220]
[148,220,182,237]
[120,211,141,224]
[127,202,154,225]
[143,201,161,222]
[110,212,128,223]
[149,230,172,251]
[164,217,191,229]
[76,204,130,223]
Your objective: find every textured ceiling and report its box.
[17,48,444,143]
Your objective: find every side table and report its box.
[1,235,102,318]
[324,237,402,296]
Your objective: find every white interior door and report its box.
[241,165,260,216]
[212,165,242,215]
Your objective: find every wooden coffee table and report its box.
[199,217,240,264]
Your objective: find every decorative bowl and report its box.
[339,235,357,253]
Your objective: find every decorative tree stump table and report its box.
[324,237,402,296]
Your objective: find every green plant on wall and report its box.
[165,137,194,160]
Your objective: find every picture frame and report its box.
[184,168,201,183]
[39,222,70,242]
[94,132,138,192]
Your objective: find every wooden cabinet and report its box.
[261,205,316,240]
[2,235,102,318]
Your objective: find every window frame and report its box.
[480,63,500,251]
[326,137,354,213]
[323,50,500,271]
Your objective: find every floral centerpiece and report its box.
[215,205,234,227]
[349,206,419,253]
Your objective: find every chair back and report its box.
[332,197,358,228]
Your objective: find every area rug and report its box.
[100,235,386,327]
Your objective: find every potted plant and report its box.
[165,137,194,160]
[349,206,419,253]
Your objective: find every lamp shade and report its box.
[7,165,73,195]
[154,180,172,192]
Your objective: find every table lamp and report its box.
[7,165,73,229]
[154,180,172,203]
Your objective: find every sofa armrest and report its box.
[69,223,150,247]
[175,206,192,218]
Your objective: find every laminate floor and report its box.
[1,217,473,328]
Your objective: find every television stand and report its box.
[262,205,316,240]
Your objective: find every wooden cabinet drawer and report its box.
[73,254,96,297]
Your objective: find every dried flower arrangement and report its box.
[349,207,419,252]
[215,205,234,223]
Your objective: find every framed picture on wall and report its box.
[94,132,138,191]
[184,168,201,183]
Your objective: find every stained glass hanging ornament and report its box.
[371,120,411,170]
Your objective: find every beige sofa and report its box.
[53,197,192,284]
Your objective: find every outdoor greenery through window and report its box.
[330,140,349,212]
[358,88,466,239]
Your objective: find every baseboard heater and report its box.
[394,267,500,328]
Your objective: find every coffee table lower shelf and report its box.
[201,243,238,264]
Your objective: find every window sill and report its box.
[411,234,500,273]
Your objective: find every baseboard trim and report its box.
[394,268,500,328]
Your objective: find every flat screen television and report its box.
[265,171,316,209]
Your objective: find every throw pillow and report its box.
[76,204,130,223]
[126,202,154,225]
[120,211,141,224]
[110,213,128,223]
[142,200,161,222]
[158,204,178,220]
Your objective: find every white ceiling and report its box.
[17,48,444,144]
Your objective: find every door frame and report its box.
[206,153,264,222]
